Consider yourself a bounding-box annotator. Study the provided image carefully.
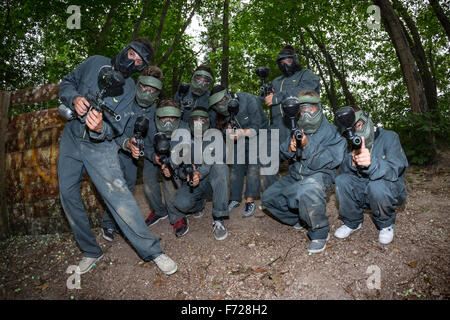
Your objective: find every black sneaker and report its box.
[242,202,255,218]
[101,228,115,242]
[173,217,189,238]
[145,211,168,227]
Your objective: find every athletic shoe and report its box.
[145,211,168,227]
[153,254,178,275]
[334,223,362,239]
[379,225,394,244]
[77,254,104,275]
[173,217,189,238]
[213,220,228,241]
[308,234,330,254]
[101,228,115,242]
[228,200,240,213]
[242,202,255,218]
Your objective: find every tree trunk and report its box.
[373,0,428,114]
[131,0,150,41]
[303,26,357,106]
[221,0,230,87]
[0,91,11,240]
[155,0,201,66]
[428,0,450,42]
[153,0,172,61]
[393,0,438,113]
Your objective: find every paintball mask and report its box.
[190,70,213,96]
[189,108,210,136]
[112,41,151,78]
[135,75,162,108]
[209,89,232,116]
[155,105,182,138]
[296,95,323,134]
[276,48,301,77]
[353,110,374,149]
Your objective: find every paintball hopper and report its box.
[281,96,301,119]
[334,106,362,150]
[227,92,240,116]
[255,66,270,79]
[98,66,125,93]
[134,116,149,157]
[178,82,190,95]
[134,116,149,136]
[154,131,171,157]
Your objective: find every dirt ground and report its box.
[1,151,449,301]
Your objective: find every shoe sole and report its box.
[101,229,114,242]
[77,254,104,275]
[162,264,178,275]
[146,214,168,227]
[214,230,228,241]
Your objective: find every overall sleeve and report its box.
[361,132,408,181]
[58,56,95,109]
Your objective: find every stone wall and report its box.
[5,108,105,235]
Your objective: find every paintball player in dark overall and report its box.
[140,99,191,238]
[262,45,320,190]
[57,39,177,275]
[209,85,269,218]
[174,65,214,122]
[262,90,346,253]
[334,106,408,244]
[165,107,230,240]
[100,65,163,241]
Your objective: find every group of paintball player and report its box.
[57,38,408,276]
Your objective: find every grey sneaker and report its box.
[77,254,104,275]
[101,228,115,242]
[153,254,178,275]
[242,202,255,218]
[228,200,240,213]
[213,220,228,241]
[308,234,330,254]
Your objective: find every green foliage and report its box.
[2,0,450,166]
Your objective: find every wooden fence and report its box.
[0,84,105,239]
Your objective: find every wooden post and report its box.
[0,91,11,240]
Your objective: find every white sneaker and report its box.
[334,223,362,239]
[153,254,178,275]
[379,225,394,244]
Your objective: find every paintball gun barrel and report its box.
[281,97,303,160]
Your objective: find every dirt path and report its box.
[1,162,449,300]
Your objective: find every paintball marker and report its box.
[153,131,179,180]
[334,106,362,151]
[85,66,124,122]
[132,116,149,157]
[255,66,273,97]
[281,97,303,160]
[227,92,240,132]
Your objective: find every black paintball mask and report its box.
[112,41,151,78]
[276,49,301,77]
